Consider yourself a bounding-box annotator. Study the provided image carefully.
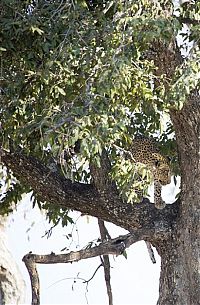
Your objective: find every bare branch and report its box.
[48,265,103,305]
[23,253,40,305]
[23,231,148,264]
[145,241,156,264]
[22,229,155,305]
[98,219,113,305]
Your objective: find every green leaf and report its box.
[56,87,66,96]
[30,26,44,35]
[0,47,7,52]
[122,250,128,259]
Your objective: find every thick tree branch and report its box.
[1,150,179,235]
[170,91,200,160]
[1,150,179,232]
[177,17,200,26]
[147,39,183,85]
[170,90,200,215]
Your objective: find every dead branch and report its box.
[22,229,154,305]
[98,219,113,305]
[23,253,40,305]
[145,241,156,264]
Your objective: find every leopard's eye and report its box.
[166,156,171,163]
[155,160,160,167]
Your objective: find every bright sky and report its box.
[6,178,180,305]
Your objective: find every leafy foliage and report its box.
[0,165,31,214]
[0,0,200,218]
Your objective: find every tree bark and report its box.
[0,216,25,305]
[156,94,200,305]
[1,151,178,233]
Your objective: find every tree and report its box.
[0,1,200,304]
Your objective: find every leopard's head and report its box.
[153,154,171,185]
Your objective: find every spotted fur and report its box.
[130,137,171,209]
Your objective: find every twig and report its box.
[47,264,102,288]
[145,241,156,264]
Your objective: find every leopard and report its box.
[128,136,171,263]
[130,136,171,210]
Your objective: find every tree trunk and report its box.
[156,96,200,305]
[0,216,25,305]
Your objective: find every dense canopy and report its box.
[0,0,199,217]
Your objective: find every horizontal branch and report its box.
[23,232,139,265]
[1,150,179,233]
[178,16,200,26]
[22,229,153,305]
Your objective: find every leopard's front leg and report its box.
[154,180,166,209]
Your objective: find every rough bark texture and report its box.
[0,216,25,305]
[150,34,200,305]
[157,94,200,305]
[1,152,179,234]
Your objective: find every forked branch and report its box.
[23,229,153,305]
